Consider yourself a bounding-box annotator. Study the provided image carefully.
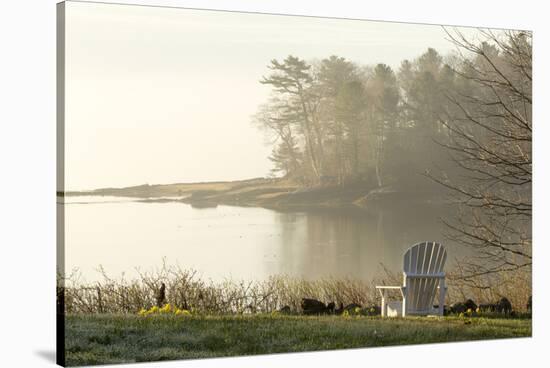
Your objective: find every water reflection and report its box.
[271,205,458,280]
[63,196,461,283]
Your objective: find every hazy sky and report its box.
[64,1,477,190]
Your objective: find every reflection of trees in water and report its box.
[273,212,306,276]
[273,205,460,280]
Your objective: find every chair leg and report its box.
[438,279,446,316]
[381,290,386,317]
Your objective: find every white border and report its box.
[0,1,547,367]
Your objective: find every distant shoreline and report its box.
[61,177,451,210]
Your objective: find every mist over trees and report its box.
[254,45,459,191]
[254,28,532,281]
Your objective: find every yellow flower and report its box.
[466,308,473,315]
[343,310,350,317]
[138,308,147,316]
[160,303,172,313]
[459,312,464,318]
[476,307,481,314]
[150,306,159,314]
[354,307,361,314]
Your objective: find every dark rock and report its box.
[279,305,291,314]
[496,297,512,314]
[450,302,466,314]
[479,303,497,312]
[300,299,338,315]
[301,298,328,315]
[450,299,477,314]
[365,305,381,315]
[463,299,477,311]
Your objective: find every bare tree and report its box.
[431,28,532,284]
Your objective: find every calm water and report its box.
[61,196,462,282]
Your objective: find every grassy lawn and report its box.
[65,313,531,366]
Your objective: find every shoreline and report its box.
[62,177,452,210]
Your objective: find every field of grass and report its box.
[65,313,531,366]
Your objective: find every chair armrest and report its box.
[376,285,406,299]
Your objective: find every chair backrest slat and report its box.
[402,241,446,314]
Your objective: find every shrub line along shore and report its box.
[60,264,532,316]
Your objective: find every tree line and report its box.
[255,45,459,190]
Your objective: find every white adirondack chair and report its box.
[376,241,447,317]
